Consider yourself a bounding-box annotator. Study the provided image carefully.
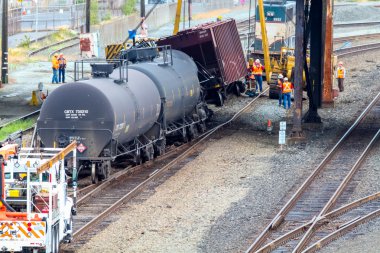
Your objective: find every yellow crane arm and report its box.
[258,0,272,79]
[37,141,77,174]
[173,0,183,35]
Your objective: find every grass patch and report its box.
[0,119,35,141]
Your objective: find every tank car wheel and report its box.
[182,128,189,143]
[197,121,207,133]
[233,81,245,96]
[187,124,198,140]
[91,164,98,184]
[135,155,142,165]
[154,139,166,157]
[98,161,111,181]
[215,91,224,107]
[142,144,154,162]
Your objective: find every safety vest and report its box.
[337,67,345,79]
[247,66,255,79]
[52,57,59,70]
[277,79,283,90]
[252,64,263,75]
[58,57,66,68]
[282,81,293,93]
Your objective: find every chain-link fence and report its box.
[4,3,86,36]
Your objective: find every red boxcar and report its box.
[157,19,246,106]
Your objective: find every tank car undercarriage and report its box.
[84,105,210,183]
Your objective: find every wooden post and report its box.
[322,0,334,105]
[291,0,305,138]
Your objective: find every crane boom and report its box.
[173,0,183,35]
[257,0,272,79]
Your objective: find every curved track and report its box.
[246,92,380,253]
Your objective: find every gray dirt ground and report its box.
[78,43,380,253]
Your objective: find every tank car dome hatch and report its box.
[90,63,114,78]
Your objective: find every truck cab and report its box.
[0,143,77,253]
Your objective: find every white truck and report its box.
[0,142,77,253]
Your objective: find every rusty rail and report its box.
[256,192,380,252]
[293,128,380,252]
[304,208,380,253]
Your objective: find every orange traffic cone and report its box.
[267,119,273,134]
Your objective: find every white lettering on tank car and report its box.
[64,109,89,119]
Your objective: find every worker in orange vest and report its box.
[336,61,346,92]
[51,54,59,84]
[277,74,284,107]
[246,58,255,96]
[58,53,67,83]
[253,59,265,93]
[281,77,293,109]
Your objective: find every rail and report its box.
[246,92,380,252]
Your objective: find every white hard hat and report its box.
[255,59,260,64]
[278,74,283,79]
[284,77,288,81]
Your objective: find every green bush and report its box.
[122,0,137,16]
[18,35,31,48]
[90,0,99,25]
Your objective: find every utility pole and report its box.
[291,0,305,139]
[2,0,8,84]
[85,0,90,33]
[140,0,145,17]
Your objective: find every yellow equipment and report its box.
[173,0,183,35]
[257,0,272,82]
[257,0,308,98]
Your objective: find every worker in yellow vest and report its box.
[336,61,346,92]
[51,54,59,84]
[253,59,265,93]
[281,77,293,109]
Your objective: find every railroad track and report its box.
[246,92,380,253]
[28,37,79,57]
[60,88,269,251]
[334,41,380,57]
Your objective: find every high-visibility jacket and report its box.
[58,57,67,69]
[252,63,264,75]
[277,79,283,91]
[336,66,345,79]
[282,81,293,93]
[52,57,59,70]
[247,66,255,79]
